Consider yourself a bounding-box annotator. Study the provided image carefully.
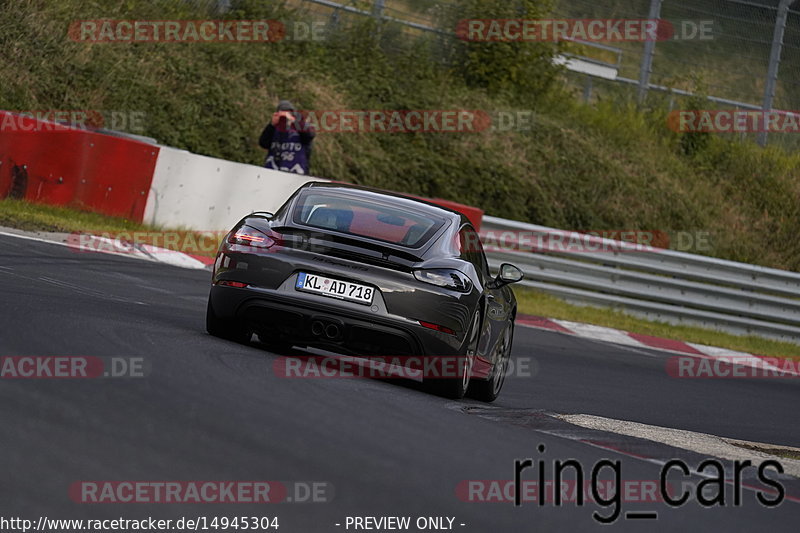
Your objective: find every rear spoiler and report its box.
[274,226,427,267]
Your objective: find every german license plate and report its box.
[295,272,374,305]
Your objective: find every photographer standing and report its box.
[259,100,316,175]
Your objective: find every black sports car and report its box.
[206,182,523,401]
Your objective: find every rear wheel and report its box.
[424,311,480,399]
[206,299,250,343]
[469,324,513,403]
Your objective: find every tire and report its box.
[206,299,250,344]
[424,311,480,400]
[469,324,513,403]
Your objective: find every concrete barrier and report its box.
[143,146,323,231]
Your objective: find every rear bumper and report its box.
[209,284,464,357]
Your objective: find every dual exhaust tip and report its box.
[311,320,341,340]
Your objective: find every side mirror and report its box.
[496,263,523,286]
[252,211,274,219]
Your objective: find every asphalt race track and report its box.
[1,233,799,532]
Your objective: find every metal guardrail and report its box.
[480,216,800,344]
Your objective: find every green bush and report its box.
[450,0,563,100]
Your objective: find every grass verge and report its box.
[0,199,151,234]
[0,199,219,258]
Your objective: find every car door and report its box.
[458,225,508,363]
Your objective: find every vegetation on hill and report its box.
[1,0,798,270]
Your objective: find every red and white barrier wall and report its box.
[0,110,482,232]
[0,111,158,220]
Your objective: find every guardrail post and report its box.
[373,0,385,20]
[583,75,593,103]
[758,0,792,147]
[373,0,386,25]
[637,0,662,105]
[372,0,385,39]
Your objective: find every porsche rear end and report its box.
[207,184,480,359]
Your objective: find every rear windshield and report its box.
[293,191,446,248]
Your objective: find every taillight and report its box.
[227,226,276,249]
[418,321,456,335]
[218,280,248,288]
[413,269,472,292]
